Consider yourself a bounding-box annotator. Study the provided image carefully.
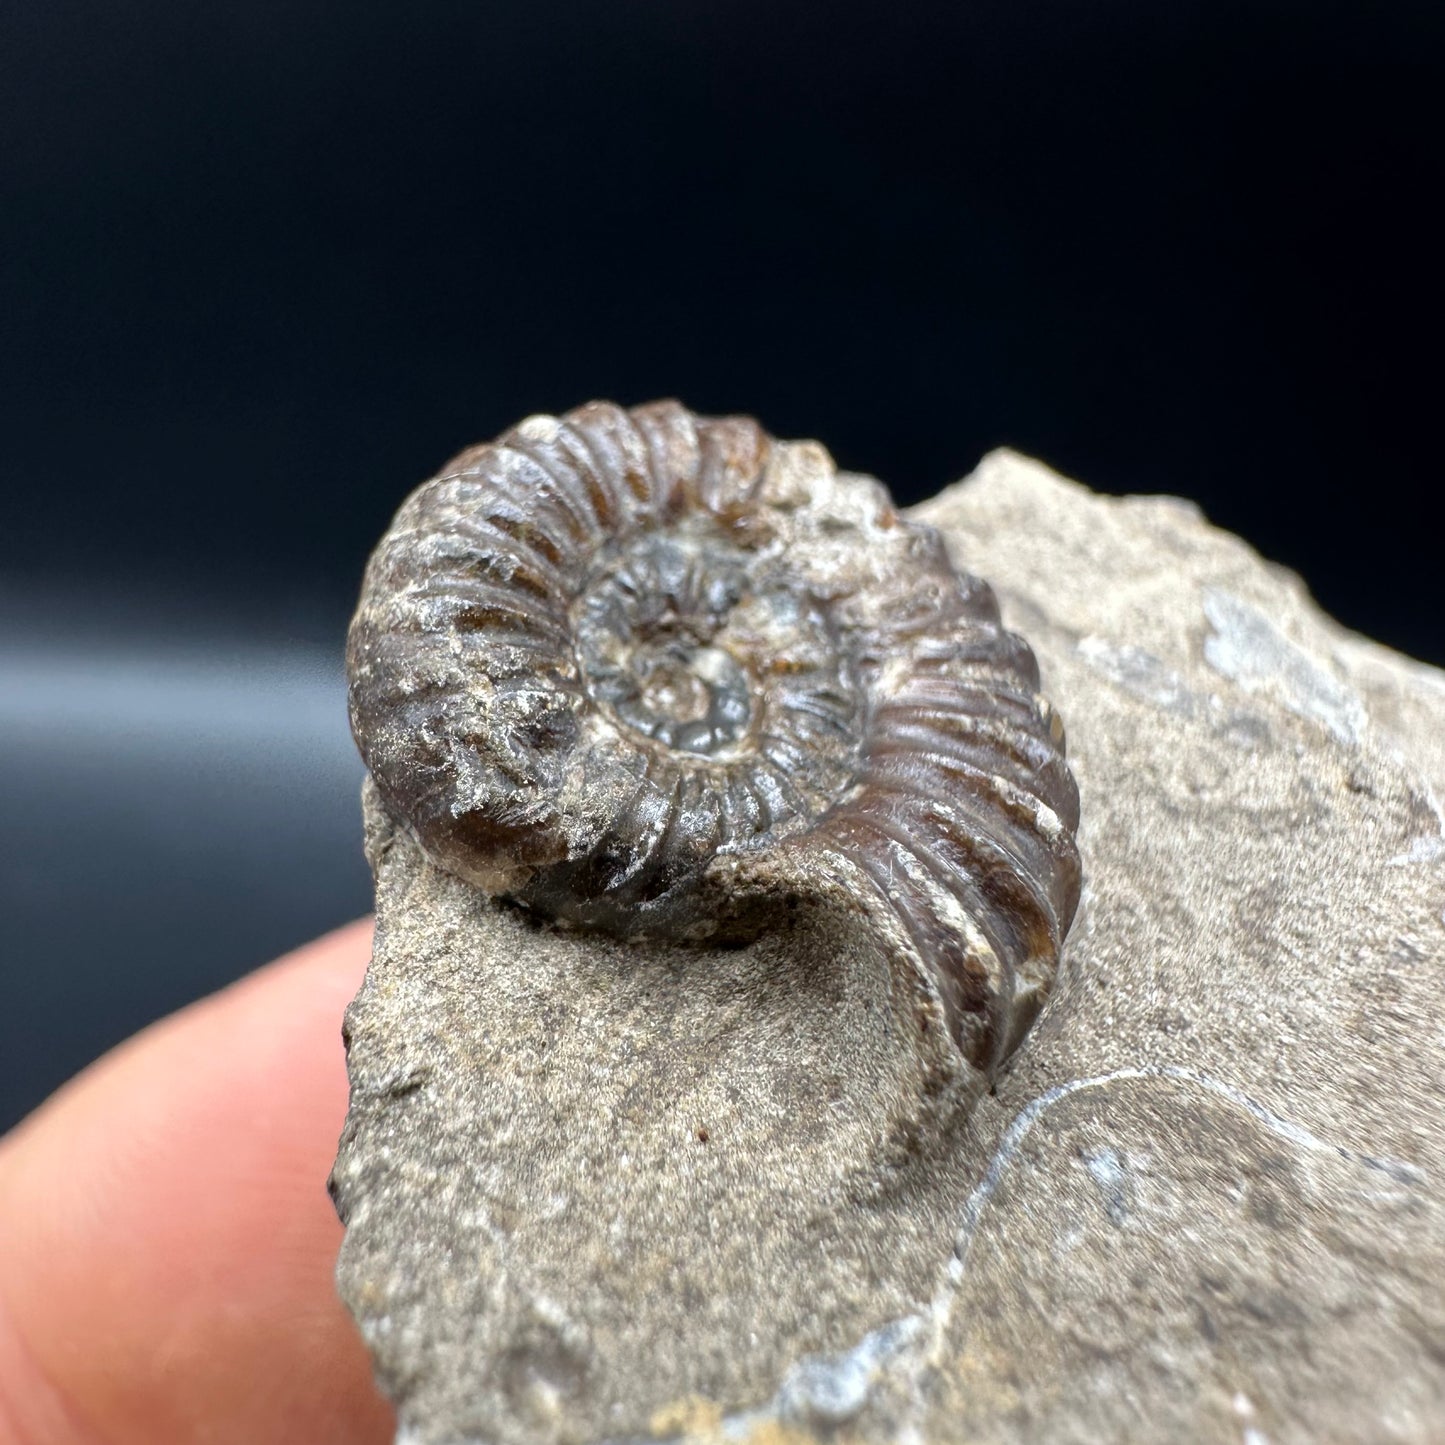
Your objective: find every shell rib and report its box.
[348,400,1081,1077]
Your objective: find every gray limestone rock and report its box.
[331,449,1445,1444]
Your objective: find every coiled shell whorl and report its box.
[348,401,1081,1080]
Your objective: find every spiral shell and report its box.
[348,401,1081,1077]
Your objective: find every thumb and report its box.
[0,919,393,1445]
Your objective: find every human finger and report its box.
[0,919,393,1445]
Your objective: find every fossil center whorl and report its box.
[570,522,866,786]
[572,531,760,757]
[348,399,1083,1082]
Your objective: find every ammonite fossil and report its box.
[348,401,1081,1082]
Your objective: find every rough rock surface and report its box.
[332,450,1445,1444]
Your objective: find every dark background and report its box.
[3,0,1441,1130]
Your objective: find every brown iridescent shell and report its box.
[347,400,1082,1080]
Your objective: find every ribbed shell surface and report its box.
[348,400,1081,1077]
